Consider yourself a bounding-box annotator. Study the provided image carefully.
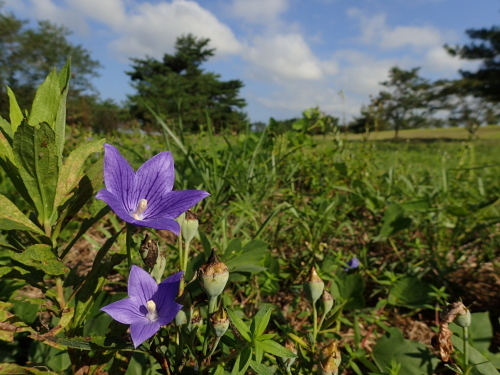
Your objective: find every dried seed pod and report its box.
[211,308,230,338]
[140,234,158,269]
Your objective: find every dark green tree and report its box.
[372,66,431,138]
[446,25,500,102]
[0,9,101,117]
[433,79,500,139]
[127,34,247,133]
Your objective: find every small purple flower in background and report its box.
[101,266,184,348]
[144,144,151,151]
[345,257,360,271]
[96,144,209,234]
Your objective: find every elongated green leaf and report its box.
[7,86,24,134]
[253,305,274,337]
[10,245,68,276]
[55,60,70,159]
[0,363,58,374]
[375,203,412,241]
[259,339,297,358]
[233,346,251,375]
[0,194,44,235]
[54,138,105,208]
[13,122,59,224]
[226,308,251,342]
[0,116,13,141]
[249,360,274,375]
[29,68,60,129]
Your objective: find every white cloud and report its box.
[229,0,288,24]
[423,46,479,75]
[65,0,126,30]
[19,0,89,34]
[108,1,242,60]
[244,34,326,82]
[348,8,453,51]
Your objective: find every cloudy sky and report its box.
[3,0,499,123]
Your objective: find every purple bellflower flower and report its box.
[101,266,184,348]
[96,144,209,234]
[345,257,360,271]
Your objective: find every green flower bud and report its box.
[150,253,166,284]
[175,309,188,326]
[181,210,199,243]
[140,234,158,269]
[198,250,229,300]
[303,266,324,305]
[211,308,230,338]
[320,290,334,315]
[175,212,186,226]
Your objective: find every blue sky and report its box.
[3,0,499,123]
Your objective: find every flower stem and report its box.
[312,303,318,343]
[463,326,469,373]
[126,224,135,268]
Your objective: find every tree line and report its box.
[1,6,499,137]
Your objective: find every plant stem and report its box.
[312,303,318,343]
[463,326,469,373]
[125,223,134,268]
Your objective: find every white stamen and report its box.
[146,300,158,322]
[131,199,148,220]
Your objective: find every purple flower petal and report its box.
[154,271,184,326]
[130,321,161,348]
[146,190,210,220]
[102,144,136,211]
[128,266,158,306]
[133,152,175,205]
[100,298,146,325]
[135,217,181,233]
[96,189,136,225]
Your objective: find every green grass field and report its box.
[336,124,500,141]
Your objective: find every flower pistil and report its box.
[131,199,148,220]
[146,300,158,322]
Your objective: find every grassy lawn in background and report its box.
[332,124,500,142]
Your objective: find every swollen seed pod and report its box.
[175,309,188,326]
[198,250,229,300]
[175,212,186,227]
[181,210,199,243]
[320,289,334,315]
[211,308,230,338]
[303,266,324,305]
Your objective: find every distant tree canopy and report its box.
[368,67,431,138]
[127,34,247,133]
[0,8,101,119]
[447,25,500,102]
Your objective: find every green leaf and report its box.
[259,340,297,358]
[0,363,58,374]
[7,86,24,134]
[29,68,60,129]
[226,308,251,342]
[331,274,365,310]
[226,240,268,273]
[253,305,274,337]
[387,276,433,309]
[55,59,70,158]
[29,341,71,373]
[54,138,105,208]
[0,194,45,235]
[372,327,438,375]
[10,245,69,276]
[13,122,59,224]
[375,203,412,240]
[254,341,264,364]
[249,360,274,375]
[452,335,500,375]
[237,346,252,375]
